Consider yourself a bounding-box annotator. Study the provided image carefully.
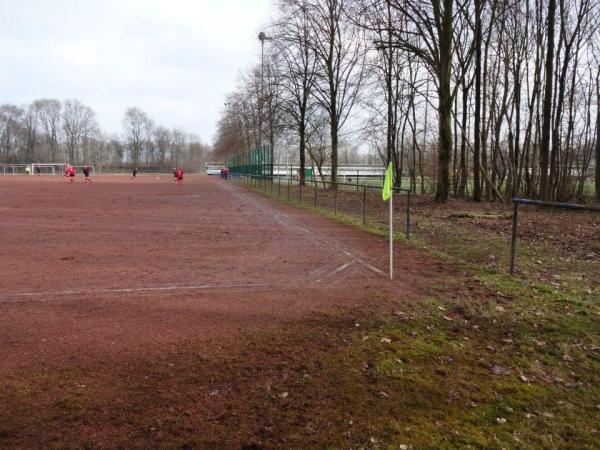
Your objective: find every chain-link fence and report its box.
[227,173,412,239]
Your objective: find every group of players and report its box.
[63,164,92,183]
[62,165,185,184]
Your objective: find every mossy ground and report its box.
[239,181,600,448]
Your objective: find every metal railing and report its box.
[227,173,412,239]
[509,197,600,274]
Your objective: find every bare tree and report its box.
[23,102,40,162]
[36,99,62,162]
[122,107,153,167]
[62,99,98,164]
[305,0,366,185]
[383,0,456,202]
[0,104,24,163]
[274,0,319,184]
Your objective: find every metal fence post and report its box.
[362,185,366,225]
[300,180,303,203]
[314,182,317,208]
[287,177,290,201]
[509,201,519,275]
[278,176,281,197]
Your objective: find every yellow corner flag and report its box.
[382,162,393,201]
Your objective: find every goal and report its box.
[0,163,95,175]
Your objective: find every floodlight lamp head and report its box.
[258,32,272,42]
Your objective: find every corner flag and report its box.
[382,162,394,280]
[382,163,393,201]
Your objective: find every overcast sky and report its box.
[0,0,273,143]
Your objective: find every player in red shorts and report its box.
[68,165,76,183]
[175,168,184,184]
[83,165,92,183]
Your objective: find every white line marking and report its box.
[332,260,355,274]
[0,282,267,300]
[366,264,386,276]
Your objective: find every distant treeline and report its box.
[0,99,211,171]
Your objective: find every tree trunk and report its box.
[539,0,556,200]
[473,0,482,201]
[330,113,338,185]
[595,68,600,203]
[435,0,453,203]
[299,116,306,185]
[459,76,468,198]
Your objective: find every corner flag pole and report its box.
[382,162,394,280]
[389,183,393,280]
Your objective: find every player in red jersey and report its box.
[68,165,76,183]
[175,168,184,184]
[83,165,92,183]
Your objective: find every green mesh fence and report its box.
[226,144,273,177]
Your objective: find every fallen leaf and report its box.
[491,365,511,375]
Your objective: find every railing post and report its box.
[287,177,290,201]
[362,185,366,225]
[300,180,303,203]
[314,181,317,208]
[278,176,281,197]
[509,200,519,275]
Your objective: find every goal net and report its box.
[0,163,95,176]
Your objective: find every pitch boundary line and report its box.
[0,282,270,301]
